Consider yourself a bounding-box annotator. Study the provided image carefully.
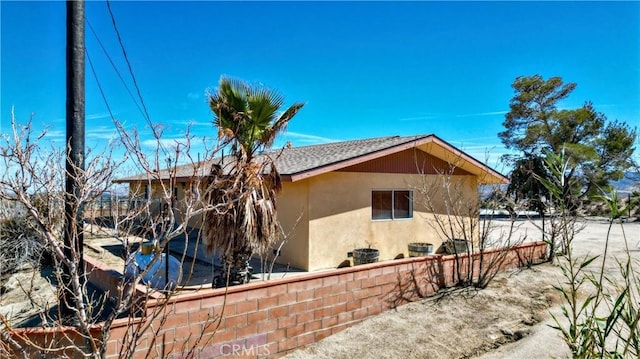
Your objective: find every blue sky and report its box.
[1,1,639,172]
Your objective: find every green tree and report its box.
[500,75,636,208]
[507,153,549,214]
[204,77,304,286]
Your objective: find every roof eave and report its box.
[425,135,508,185]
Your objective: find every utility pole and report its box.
[62,0,85,320]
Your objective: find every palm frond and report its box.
[261,102,305,148]
[203,76,303,277]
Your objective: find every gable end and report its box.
[337,148,471,175]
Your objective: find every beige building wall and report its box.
[302,172,478,271]
[124,170,480,272]
[144,181,204,229]
[180,182,205,229]
[275,181,310,270]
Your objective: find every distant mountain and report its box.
[479,184,508,200]
[480,171,639,199]
[610,171,640,194]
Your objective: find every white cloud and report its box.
[133,136,217,170]
[187,92,203,101]
[397,115,438,122]
[86,112,113,120]
[53,112,113,122]
[173,119,212,127]
[140,136,213,152]
[455,110,508,118]
[87,126,119,141]
[44,129,65,139]
[141,138,184,150]
[448,136,502,145]
[281,131,339,145]
[452,143,518,172]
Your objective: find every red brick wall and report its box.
[13,242,547,359]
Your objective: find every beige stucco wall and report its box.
[127,179,312,269]
[275,181,310,270]
[301,172,478,271]
[124,171,480,272]
[126,181,163,217]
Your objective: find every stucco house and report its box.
[115,134,507,271]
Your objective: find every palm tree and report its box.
[203,77,304,286]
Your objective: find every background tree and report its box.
[204,76,304,286]
[500,75,637,212]
[507,154,549,215]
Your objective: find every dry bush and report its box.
[0,209,44,281]
[0,110,229,359]
[414,157,526,289]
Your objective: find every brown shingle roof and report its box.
[273,134,429,176]
[114,134,508,184]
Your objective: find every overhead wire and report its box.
[86,18,146,121]
[83,4,161,174]
[86,45,146,175]
[105,0,152,128]
[85,48,114,122]
[103,0,169,158]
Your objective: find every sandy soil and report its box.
[0,223,295,326]
[0,266,56,327]
[286,218,640,359]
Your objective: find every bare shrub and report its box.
[0,209,44,280]
[0,110,228,358]
[414,157,526,289]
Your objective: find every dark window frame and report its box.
[371,189,413,221]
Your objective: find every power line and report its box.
[86,18,146,120]
[105,1,153,131]
[86,46,146,175]
[86,49,115,123]
[104,0,168,157]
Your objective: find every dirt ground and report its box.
[0,223,298,326]
[286,217,640,359]
[0,265,56,327]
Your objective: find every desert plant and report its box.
[0,208,46,282]
[204,76,304,286]
[539,151,639,358]
[529,148,586,262]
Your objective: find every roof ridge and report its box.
[267,133,431,153]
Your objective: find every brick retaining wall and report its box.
[12,242,547,358]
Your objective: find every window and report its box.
[372,190,413,220]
